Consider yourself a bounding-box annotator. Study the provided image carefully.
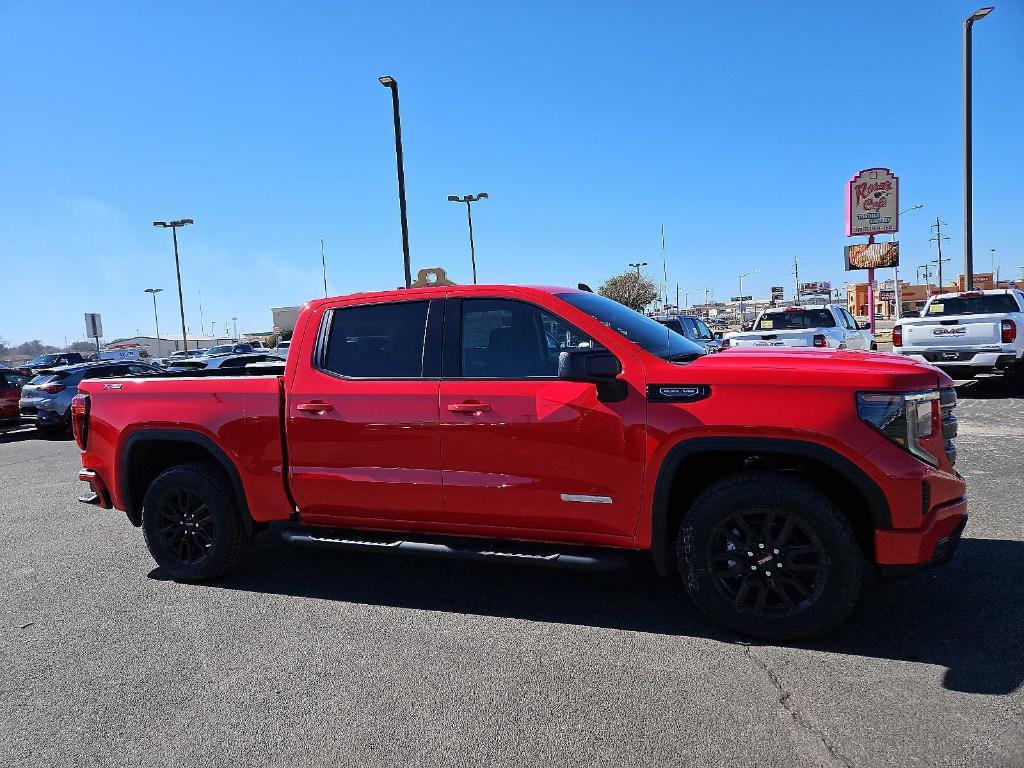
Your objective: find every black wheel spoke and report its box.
[775,516,795,546]
[760,511,776,542]
[735,575,754,607]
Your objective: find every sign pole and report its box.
[867,235,876,335]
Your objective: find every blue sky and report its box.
[1,1,1021,345]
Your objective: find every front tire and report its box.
[677,472,865,640]
[141,462,247,581]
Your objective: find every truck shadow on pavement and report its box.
[154,535,1024,697]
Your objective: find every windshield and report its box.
[556,293,705,361]
[28,354,58,366]
[208,345,232,355]
[755,309,836,330]
[926,294,1019,316]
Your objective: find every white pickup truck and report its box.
[893,289,1024,383]
[723,304,875,350]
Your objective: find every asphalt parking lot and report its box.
[1,379,1021,768]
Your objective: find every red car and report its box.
[0,368,31,424]
[73,285,965,639]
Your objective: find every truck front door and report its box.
[438,296,645,541]
[286,298,444,527]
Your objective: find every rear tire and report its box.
[141,462,247,581]
[676,471,866,640]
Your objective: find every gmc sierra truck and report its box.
[73,285,966,640]
[894,288,1024,386]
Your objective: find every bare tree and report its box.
[598,271,659,313]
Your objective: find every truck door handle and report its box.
[297,401,334,414]
[447,401,491,413]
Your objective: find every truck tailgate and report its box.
[730,330,814,348]
[901,315,1003,349]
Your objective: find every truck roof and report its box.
[300,284,585,312]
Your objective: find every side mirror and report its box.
[558,349,626,402]
[742,323,753,332]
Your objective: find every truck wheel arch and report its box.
[119,429,253,534]
[650,436,891,576]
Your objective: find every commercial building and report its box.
[846,272,1019,319]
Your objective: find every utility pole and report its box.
[198,288,205,338]
[378,75,412,289]
[793,255,800,303]
[930,218,951,291]
[919,263,933,297]
[676,283,680,312]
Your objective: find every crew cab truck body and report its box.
[724,304,875,351]
[893,289,1024,385]
[74,285,966,640]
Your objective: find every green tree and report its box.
[598,270,659,312]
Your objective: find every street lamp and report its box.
[231,316,238,340]
[739,267,759,320]
[628,261,647,276]
[379,75,412,289]
[152,219,194,351]
[964,6,995,291]
[447,193,488,283]
[144,288,163,355]
[892,204,925,319]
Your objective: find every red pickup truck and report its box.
[73,285,966,639]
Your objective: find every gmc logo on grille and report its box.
[933,327,967,336]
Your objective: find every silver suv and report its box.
[19,361,161,433]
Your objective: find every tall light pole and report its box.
[628,261,647,276]
[738,267,759,321]
[964,6,995,291]
[893,204,923,316]
[232,317,238,339]
[144,288,163,355]
[153,219,194,351]
[378,75,412,289]
[320,237,328,297]
[990,248,998,283]
[447,193,488,283]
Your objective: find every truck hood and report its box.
[646,347,950,391]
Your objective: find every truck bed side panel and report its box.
[79,376,293,524]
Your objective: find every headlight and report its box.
[857,390,939,465]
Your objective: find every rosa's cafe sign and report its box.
[845,168,900,335]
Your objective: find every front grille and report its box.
[940,387,957,466]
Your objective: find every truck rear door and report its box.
[285,297,445,526]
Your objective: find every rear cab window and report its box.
[927,294,1021,316]
[755,309,836,330]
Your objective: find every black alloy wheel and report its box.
[153,486,216,566]
[707,510,828,618]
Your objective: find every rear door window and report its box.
[321,301,429,379]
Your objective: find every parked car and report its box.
[20,361,162,433]
[166,353,285,371]
[723,304,875,350]
[275,340,291,357]
[893,289,1024,385]
[24,352,86,371]
[206,343,254,357]
[0,368,31,424]
[654,315,721,353]
[73,284,964,641]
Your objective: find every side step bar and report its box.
[279,527,629,571]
